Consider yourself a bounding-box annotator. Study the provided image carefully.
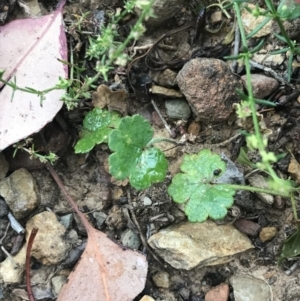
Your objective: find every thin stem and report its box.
[46,163,92,235]
[219,183,289,197]
[146,137,180,148]
[26,227,38,301]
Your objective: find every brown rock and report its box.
[234,219,261,237]
[0,168,39,219]
[151,85,183,98]
[176,58,242,121]
[288,157,300,184]
[188,121,201,136]
[150,69,178,87]
[205,283,229,301]
[26,211,70,265]
[148,221,254,270]
[241,74,278,99]
[152,271,170,288]
[259,226,278,242]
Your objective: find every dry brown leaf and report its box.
[288,157,300,184]
[47,165,148,301]
[92,85,127,115]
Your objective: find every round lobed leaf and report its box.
[74,109,121,154]
[168,149,235,222]
[108,115,168,190]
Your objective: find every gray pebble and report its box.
[121,229,141,250]
[165,99,191,120]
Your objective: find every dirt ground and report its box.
[1,0,300,300]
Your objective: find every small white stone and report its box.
[142,196,152,206]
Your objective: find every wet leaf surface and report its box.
[108,115,168,190]
[168,149,236,222]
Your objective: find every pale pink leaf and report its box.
[57,228,148,301]
[0,2,68,151]
[46,165,148,301]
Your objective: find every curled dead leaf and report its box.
[92,85,127,115]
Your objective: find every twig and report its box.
[0,222,10,244]
[214,133,241,147]
[126,190,164,265]
[46,163,91,235]
[26,227,38,301]
[8,212,25,234]
[151,99,174,137]
[231,20,240,73]
[1,246,17,267]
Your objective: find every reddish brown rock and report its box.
[234,218,261,237]
[205,283,229,301]
[176,58,242,121]
[241,74,279,99]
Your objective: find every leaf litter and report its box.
[47,164,148,301]
[0,1,68,151]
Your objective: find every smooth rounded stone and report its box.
[0,198,8,217]
[59,213,73,229]
[0,244,26,284]
[92,211,107,229]
[121,229,141,250]
[26,211,70,265]
[152,271,170,288]
[176,58,242,121]
[259,226,278,242]
[241,4,273,37]
[165,99,191,120]
[241,74,279,99]
[230,275,271,301]
[234,219,261,237]
[135,0,184,27]
[0,153,8,180]
[51,275,68,297]
[148,221,254,270]
[205,283,229,301]
[142,196,152,206]
[0,168,40,219]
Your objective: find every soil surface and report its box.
[1,0,300,301]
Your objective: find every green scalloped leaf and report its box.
[168,149,235,222]
[108,115,168,190]
[74,108,121,154]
